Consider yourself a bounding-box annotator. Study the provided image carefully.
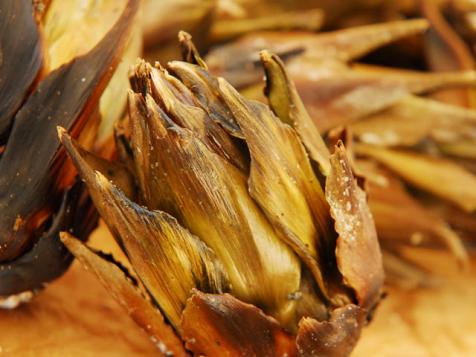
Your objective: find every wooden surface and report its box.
[0,224,475,356]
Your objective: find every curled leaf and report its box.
[296,304,366,357]
[325,143,384,309]
[181,291,296,357]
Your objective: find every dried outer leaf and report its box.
[0,0,139,262]
[428,200,476,240]
[181,291,296,357]
[168,61,243,138]
[0,0,43,140]
[260,50,331,176]
[355,143,476,212]
[217,78,335,303]
[60,233,188,357]
[325,143,384,309]
[60,130,229,329]
[352,95,476,146]
[143,62,247,171]
[210,8,323,43]
[284,59,476,133]
[0,182,96,296]
[439,140,476,158]
[422,0,476,107]
[352,112,431,147]
[353,63,476,95]
[295,304,366,357]
[382,249,441,289]
[365,168,468,266]
[205,19,429,88]
[127,91,301,326]
[303,19,429,62]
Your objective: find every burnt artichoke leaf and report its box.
[260,50,331,176]
[60,130,230,329]
[0,0,43,140]
[178,31,208,69]
[167,61,244,138]
[295,304,366,357]
[143,63,248,171]
[0,181,95,296]
[0,0,139,262]
[365,166,468,266]
[355,143,476,212]
[60,233,188,357]
[127,90,301,326]
[422,0,476,107]
[325,142,384,310]
[181,291,297,357]
[217,78,336,303]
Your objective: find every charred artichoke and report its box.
[58,36,384,356]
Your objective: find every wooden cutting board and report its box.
[0,223,474,356]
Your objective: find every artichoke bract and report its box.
[59,35,384,356]
[0,0,140,305]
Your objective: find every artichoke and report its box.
[0,0,140,306]
[58,35,384,355]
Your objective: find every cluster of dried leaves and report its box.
[0,0,140,303]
